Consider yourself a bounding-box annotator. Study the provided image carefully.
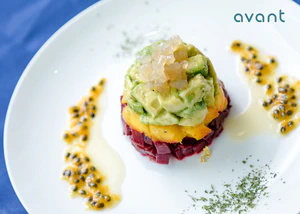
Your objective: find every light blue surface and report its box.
[0,1,98,213]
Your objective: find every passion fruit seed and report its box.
[280,126,286,133]
[262,101,268,107]
[266,84,272,90]
[65,152,71,158]
[277,77,283,83]
[72,185,78,192]
[288,121,294,127]
[286,110,293,116]
[79,190,86,195]
[98,203,105,208]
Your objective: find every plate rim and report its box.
[3,0,110,212]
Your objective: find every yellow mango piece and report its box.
[183,124,212,140]
[121,93,127,104]
[122,106,150,135]
[149,125,186,143]
[215,85,228,112]
[204,108,219,125]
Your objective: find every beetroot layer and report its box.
[121,81,231,164]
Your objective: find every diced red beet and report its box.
[193,140,207,153]
[144,135,153,145]
[180,143,194,156]
[144,144,157,156]
[171,146,184,160]
[121,81,231,164]
[131,129,144,147]
[156,153,170,164]
[153,142,171,154]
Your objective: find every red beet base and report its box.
[121,82,231,164]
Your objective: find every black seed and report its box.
[104,195,111,202]
[91,87,96,91]
[65,152,71,158]
[95,191,102,197]
[79,190,86,195]
[286,110,293,116]
[78,163,83,168]
[74,158,80,163]
[72,185,78,192]
[73,107,79,113]
[82,168,88,175]
[73,113,79,118]
[90,166,96,171]
[282,95,288,100]
[277,77,283,83]
[70,154,77,159]
[290,88,295,93]
[91,105,96,110]
[255,71,262,76]
[90,112,95,118]
[268,58,275,64]
[268,98,273,105]
[257,64,264,70]
[266,84,272,90]
[89,174,95,179]
[84,157,90,162]
[88,97,93,102]
[244,67,249,72]
[81,135,88,142]
[251,54,256,59]
[274,110,279,115]
[82,125,88,130]
[63,133,69,139]
[272,94,278,100]
[246,46,253,51]
[80,116,88,122]
[235,42,241,47]
[291,95,296,100]
[292,103,297,107]
[98,203,105,208]
[91,201,97,207]
[281,100,288,104]
[256,78,262,83]
[280,126,286,133]
[278,88,287,93]
[288,121,294,127]
[262,101,268,107]
[284,84,290,88]
[71,132,78,137]
[279,105,285,111]
[85,196,92,203]
[96,178,101,183]
[99,79,105,85]
[79,175,85,181]
[74,179,80,183]
[88,182,97,188]
[63,170,71,177]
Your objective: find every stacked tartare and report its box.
[121,36,230,164]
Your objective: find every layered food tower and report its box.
[121,36,230,164]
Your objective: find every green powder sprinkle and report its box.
[186,163,280,213]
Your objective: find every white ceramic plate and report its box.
[4,0,300,213]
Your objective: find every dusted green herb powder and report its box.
[186,163,282,214]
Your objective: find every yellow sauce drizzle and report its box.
[231,41,300,134]
[61,78,120,210]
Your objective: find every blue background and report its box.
[1,0,300,213]
[0,1,98,213]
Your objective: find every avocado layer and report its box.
[123,40,219,127]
